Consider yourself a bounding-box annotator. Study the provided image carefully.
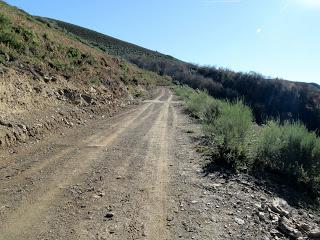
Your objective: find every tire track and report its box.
[0,91,165,240]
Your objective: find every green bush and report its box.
[120,61,129,73]
[173,85,194,101]
[0,53,6,64]
[175,86,320,196]
[186,91,215,119]
[176,86,253,169]
[0,14,40,52]
[0,13,10,26]
[255,121,320,191]
[90,76,102,85]
[15,26,36,42]
[67,47,81,59]
[0,29,23,50]
[204,100,253,169]
[49,58,72,72]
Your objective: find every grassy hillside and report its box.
[37,17,177,62]
[45,17,320,132]
[0,1,170,148]
[1,1,172,90]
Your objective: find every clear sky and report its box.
[4,0,320,84]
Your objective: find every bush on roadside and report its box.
[175,86,320,196]
[204,100,253,170]
[186,91,215,119]
[175,86,254,170]
[173,85,194,101]
[255,121,320,193]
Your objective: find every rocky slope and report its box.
[0,1,170,148]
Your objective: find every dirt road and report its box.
[0,88,197,240]
[2,88,316,240]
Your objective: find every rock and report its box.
[97,191,105,197]
[270,213,279,223]
[278,217,303,239]
[43,75,52,83]
[0,120,13,128]
[309,229,320,239]
[270,198,290,217]
[255,203,262,209]
[296,222,311,233]
[272,198,289,208]
[167,215,174,222]
[105,212,114,219]
[259,203,268,212]
[81,94,95,105]
[51,76,58,82]
[258,212,266,221]
[226,210,234,216]
[270,229,283,238]
[234,217,245,225]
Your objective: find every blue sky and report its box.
[5,0,320,83]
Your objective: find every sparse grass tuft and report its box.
[90,76,102,85]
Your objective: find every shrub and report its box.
[120,61,129,73]
[0,13,10,26]
[15,26,36,42]
[0,53,6,64]
[176,85,320,196]
[0,30,23,50]
[43,32,49,40]
[176,86,253,170]
[90,76,102,85]
[49,58,72,72]
[204,100,253,170]
[67,47,81,59]
[255,121,320,192]
[186,91,215,119]
[173,85,194,101]
[0,15,36,51]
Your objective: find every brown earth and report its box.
[0,88,319,240]
[0,62,160,149]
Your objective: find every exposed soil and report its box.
[0,88,319,240]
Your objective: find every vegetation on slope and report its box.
[0,1,171,148]
[134,57,320,132]
[174,86,320,197]
[0,1,170,95]
[45,18,320,132]
[36,17,176,62]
